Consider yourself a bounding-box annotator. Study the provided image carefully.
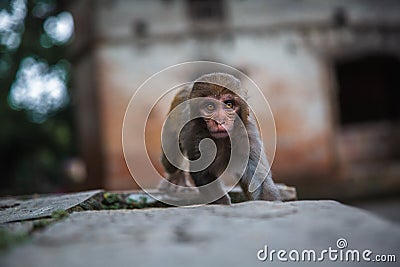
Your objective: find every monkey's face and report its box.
[198,95,240,139]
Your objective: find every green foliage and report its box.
[101,193,151,210]
[33,218,52,229]
[102,193,125,209]
[0,0,77,196]
[33,209,69,230]
[130,196,149,209]
[51,209,69,220]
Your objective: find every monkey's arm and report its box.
[158,85,194,192]
[239,113,281,201]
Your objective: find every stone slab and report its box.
[0,190,102,224]
[1,200,399,267]
[145,183,297,205]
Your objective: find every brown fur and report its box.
[158,73,280,204]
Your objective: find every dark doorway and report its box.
[335,54,400,125]
[186,0,225,23]
[335,54,400,163]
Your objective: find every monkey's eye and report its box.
[225,101,234,109]
[206,103,215,111]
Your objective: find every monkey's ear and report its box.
[190,82,210,98]
[239,99,250,125]
[193,81,208,87]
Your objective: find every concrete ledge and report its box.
[1,200,399,267]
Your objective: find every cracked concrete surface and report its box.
[1,201,399,267]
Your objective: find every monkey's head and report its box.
[190,73,249,139]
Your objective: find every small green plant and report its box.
[51,209,69,220]
[101,192,151,209]
[33,210,69,230]
[126,195,149,209]
[102,193,123,209]
[33,219,52,229]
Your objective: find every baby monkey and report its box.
[159,73,280,204]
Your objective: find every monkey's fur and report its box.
[159,73,280,204]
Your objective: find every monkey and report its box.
[158,72,281,204]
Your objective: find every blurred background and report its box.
[1,0,399,203]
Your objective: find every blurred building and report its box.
[68,0,400,199]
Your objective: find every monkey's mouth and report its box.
[210,130,229,139]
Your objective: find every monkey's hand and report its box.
[157,171,199,193]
